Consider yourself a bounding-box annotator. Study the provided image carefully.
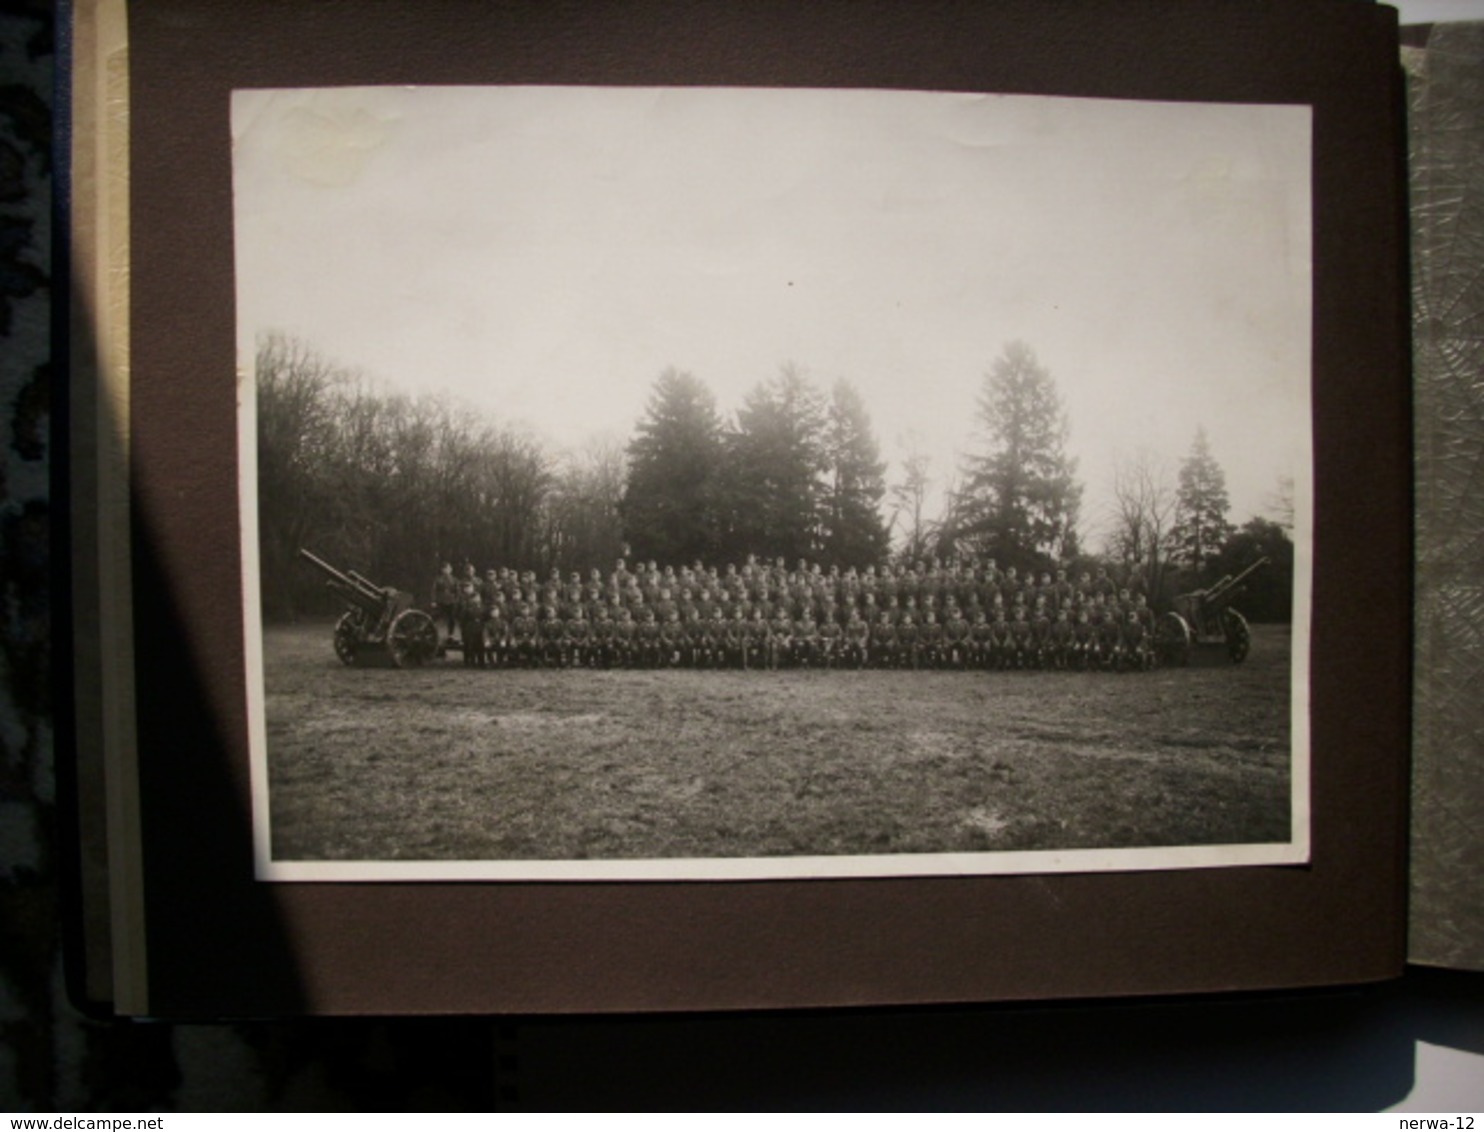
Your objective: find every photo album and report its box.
[64,0,1413,1016]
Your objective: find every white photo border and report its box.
[234,85,1313,883]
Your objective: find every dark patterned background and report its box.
[0,0,508,1110]
[1407,19,1484,975]
[2,0,64,1109]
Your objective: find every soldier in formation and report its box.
[429,554,1161,672]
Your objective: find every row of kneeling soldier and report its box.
[449,597,1158,672]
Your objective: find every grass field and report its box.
[261,621,1294,863]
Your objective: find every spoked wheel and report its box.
[387,609,440,668]
[1222,608,1252,663]
[333,610,365,666]
[1155,612,1192,668]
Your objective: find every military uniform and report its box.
[432,566,460,642]
[940,614,968,669]
[768,613,794,670]
[458,585,486,667]
[844,615,870,669]
[871,615,899,669]
[659,616,686,668]
[745,614,771,670]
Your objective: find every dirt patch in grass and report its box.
[262,622,1294,861]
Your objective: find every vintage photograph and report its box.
[232,85,1312,880]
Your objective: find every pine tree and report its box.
[819,379,891,568]
[1171,426,1234,578]
[718,365,828,562]
[620,368,725,564]
[955,342,1082,572]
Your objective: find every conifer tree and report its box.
[620,368,724,564]
[718,365,828,562]
[1171,426,1235,578]
[955,342,1082,571]
[819,379,890,567]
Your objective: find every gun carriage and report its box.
[1155,556,1269,666]
[298,548,440,667]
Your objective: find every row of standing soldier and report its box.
[432,557,1159,672]
[434,557,1148,628]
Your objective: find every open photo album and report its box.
[64,0,1412,1016]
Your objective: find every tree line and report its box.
[256,332,1292,621]
[255,333,592,619]
[1102,429,1295,622]
[620,341,1087,578]
[620,363,892,570]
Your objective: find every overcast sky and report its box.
[233,85,1311,547]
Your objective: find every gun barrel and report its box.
[1201,556,1270,606]
[1206,576,1238,603]
[1234,555,1271,582]
[298,547,343,579]
[299,548,386,610]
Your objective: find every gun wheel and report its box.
[333,610,365,666]
[1155,612,1192,667]
[388,609,439,668]
[1222,608,1251,663]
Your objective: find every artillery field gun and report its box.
[298,549,440,667]
[1155,556,1269,666]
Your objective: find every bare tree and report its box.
[1266,472,1296,534]
[544,435,628,572]
[1105,448,1179,608]
[255,332,358,618]
[255,332,563,614]
[931,467,970,563]
[474,425,553,571]
[888,431,935,564]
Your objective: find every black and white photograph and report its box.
[232,85,1312,881]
